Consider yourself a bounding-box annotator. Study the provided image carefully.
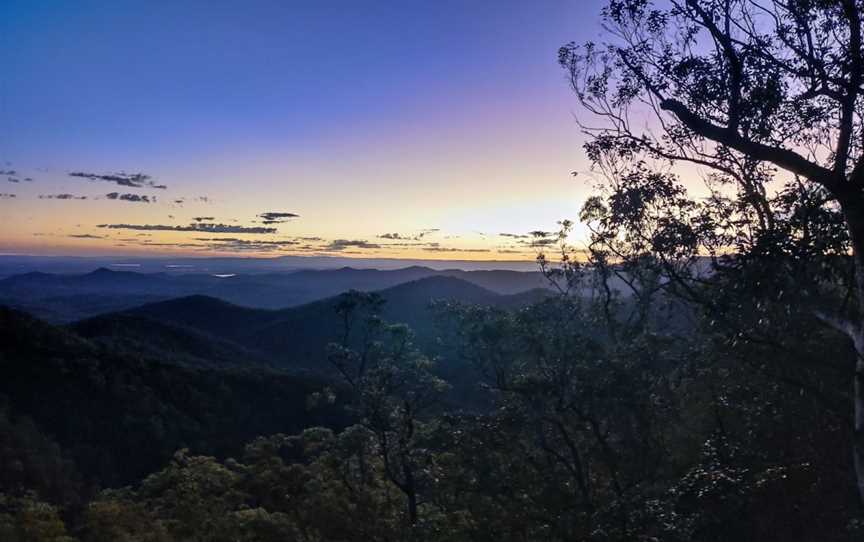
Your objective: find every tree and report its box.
[443,283,676,539]
[328,291,449,527]
[560,0,864,504]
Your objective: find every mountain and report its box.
[70,312,272,369]
[0,306,349,491]
[0,276,544,493]
[121,294,281,342]
[92,276,551,372]
[0,266,552,322]
[0,292,170,322]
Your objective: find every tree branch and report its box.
[660,98,837,187]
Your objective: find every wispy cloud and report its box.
[379,241,426,247]
[97,222,277,234]
[378,228,440,241]
[417,228,440,239]
[105,192,155,203]
[526,238,556,247]
[192,216,215,222]
[258,211,300,224]
[193,237,300,251]
[423,246,491,253]
[69,171,166,189]
[0,193,15,199]
[324,239,381,251]
[39,194,88,200]
[68,233,104,239]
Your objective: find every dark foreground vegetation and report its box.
[6,0,864,539]
[0,251,861,540]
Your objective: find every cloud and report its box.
[69,171,166,189]
[296,236,323,242]
[7,177,19,183]
[134,241,205,248]
[378,228,440,241]
[422,246,491,253]
[0,193,15,199]
[0,169,16,176]
[193,237,300,252]
[105,192,155,203]
[97,222,277,234]
[192,216,215,222]
[416,228,440,239]
[68,234,104,239]
[39,194,88,200]
[379,241,426,247]
[499,232,531,239]
[258,211,300,224]
[324,239,381,251]
[502,231,557,248]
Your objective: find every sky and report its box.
[0,0,608,260]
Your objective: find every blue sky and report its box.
[0,1,607,259]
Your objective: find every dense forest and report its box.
[0,259,858,540]
[5,0,864,540]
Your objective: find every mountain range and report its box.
[0,266,552,322]
[0,272,550,492]
[71,275,550,373]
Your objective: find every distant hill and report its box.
[123,294,281,342]
[0,292,170,322]
[70,312,272,369]
[85,276,552,373]
[0,275,548,491]
[0,306,349,490]
[0,266,552,321]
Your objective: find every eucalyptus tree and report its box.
[328,291,448,527]
[560,0,864,503]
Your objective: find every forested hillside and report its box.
[73,276,548,373]
[0,307,350,495]
[0,268,857,540]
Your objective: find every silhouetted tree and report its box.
[560,0,864,504]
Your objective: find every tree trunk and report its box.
[841,196,864,506]
[851,330,864,506]
[406,488,418,525]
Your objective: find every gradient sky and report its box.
[0,0,608,260]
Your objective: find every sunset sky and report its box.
[0,0,607,260]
